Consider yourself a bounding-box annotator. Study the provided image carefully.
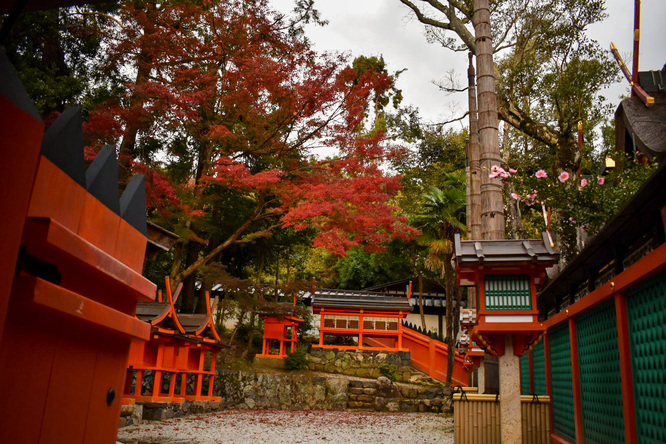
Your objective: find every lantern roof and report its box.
[454,233,559,269]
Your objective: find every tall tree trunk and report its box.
[195,279,214,314]
[443,251,456,385]
[286,249,291,284]
[228,311,246,346]
[180,242,202,313]
[467,52,482,242]
[246,294,258,362]
[474,0,504,241]
[466,51,481,310]
[117,3,157,184]
[418,272,426,330]
[170,241,184,282]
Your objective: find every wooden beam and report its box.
[569,319,584,443]
[615,292,637,444]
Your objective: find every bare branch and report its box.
[426,112,469,127]
[433,69,467,94]
[398,0,454,31]
[66,10,126,29]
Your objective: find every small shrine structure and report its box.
[124,277,224,403]
[311,288,412,351]
[257,312,304,358]
[125,279,186,403]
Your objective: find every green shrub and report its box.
[284,347,310,370]
[378,363,398,381]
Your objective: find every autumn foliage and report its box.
[84,0,417,286]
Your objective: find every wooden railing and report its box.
[402,326,469,386]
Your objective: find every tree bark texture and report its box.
[467,52,482,242]
[418,273,426,330]
[473,0,504,240]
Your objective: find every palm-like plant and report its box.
[412,171,467,385]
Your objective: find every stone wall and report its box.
[119,400,223,426]
[307,348,413,382]
[215,370,452,414]
[119,362,454,428]
[347,377,450,413]
[215,370,349,410]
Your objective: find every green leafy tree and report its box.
[412,172,467,385]
[492,157,658,261]
[4,5,116,120]
[397,0,619,172]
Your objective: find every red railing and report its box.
[365,324,469,386]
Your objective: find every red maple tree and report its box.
[85,0,418,290]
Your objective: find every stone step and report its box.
[407,368,444,386]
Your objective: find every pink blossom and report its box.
[558,172,570,182]
[529,193,537,200]
[509,168,518,174]
[597,176,605,185]
[511,192,520,200]
[580,178,588,187]
[489,165,509,179]
[535,170,548,178]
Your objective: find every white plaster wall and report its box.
[405,313,444,335]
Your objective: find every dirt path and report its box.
[117,409,454,444]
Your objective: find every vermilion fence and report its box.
[521,162,666,443]
[365,323,469,386]
[402,324,469,387]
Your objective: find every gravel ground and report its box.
[117,410,454,444]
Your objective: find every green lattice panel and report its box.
[520,353,530,395]
[484,274,531,310]
[576,302,624,443]
[549,324,576,442]
[533,340,547,396]
[628,274,666,444]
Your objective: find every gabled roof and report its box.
[364,278,446,297]
[638,65,666,93]
[615,91,666,162]
[454,233,559,268]
[135,280,185,334]
[311,288,412,312]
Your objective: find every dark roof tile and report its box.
[312,288,412,312]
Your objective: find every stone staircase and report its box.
[407,367,445,386]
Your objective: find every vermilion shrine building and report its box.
[124,277,224,404]
[257,310,305,359]
[311,288,412,351]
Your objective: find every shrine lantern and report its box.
[454,233,559,357]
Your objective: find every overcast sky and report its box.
[271,0,666,125]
